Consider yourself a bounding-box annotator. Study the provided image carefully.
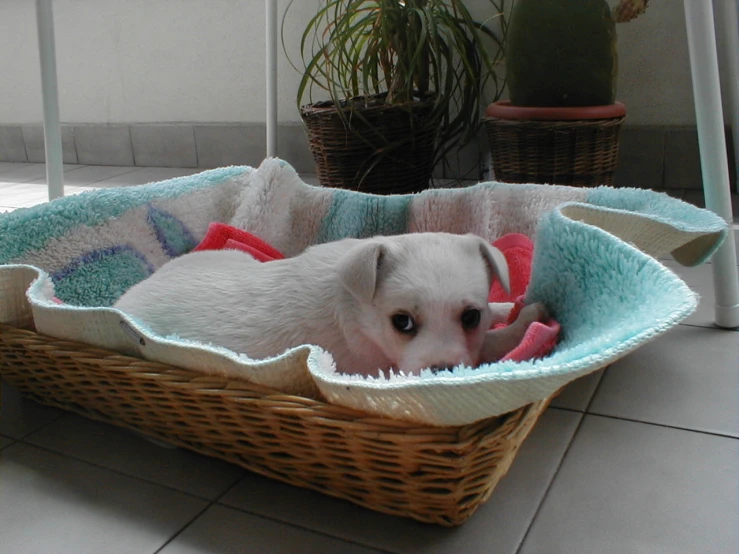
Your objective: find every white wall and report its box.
[0,0,733,126]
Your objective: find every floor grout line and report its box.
[12,437,220,502]
[211,501,396,554]
[210,474,398,553]
[151,502,213,554]
[549,407,739,440]
[26,165,143,188]
[0,435,18,451]
[513,365,612,551]
[580,411,739,440]
[678,321,739,331]
[512,368,611,551]
[0,165,201,200]
[81,165,144,187]
[0,163,33,173]
[6,407,66,442]
[152,467,394,554]
[0,163,89,185]
[102,451,397,554]
[550,367,739,440]
[514,411,586,554]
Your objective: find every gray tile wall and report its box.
[194,124,263,169]
[615,126,736,190]
[130,125,198,167]
[611,126,664,189]
[0,123,735,190]
[0,126,28,162]
[22,125,78,164]
[0,123,314,173]
[74,125,134,166]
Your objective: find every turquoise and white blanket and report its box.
[0,158,727,425]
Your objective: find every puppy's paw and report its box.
[515,302,550,327]
[481,302,551,364]
[488,302,515,326]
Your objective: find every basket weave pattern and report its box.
[301,99,438,194]
[0,324,551,526]
[485,116,625,187]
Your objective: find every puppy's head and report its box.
[337,233,509,374]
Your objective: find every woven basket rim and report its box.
[300,94,437,117]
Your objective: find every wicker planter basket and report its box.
[301,97,438,194]
[0,323,554,527]
[484,101,626,187]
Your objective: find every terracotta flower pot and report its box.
[484,101,626,187]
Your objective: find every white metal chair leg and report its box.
[35,0,64,200]
[684,0,739,328]
[266,0,278,157]
[715,0,739,192]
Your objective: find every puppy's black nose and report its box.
[429,365,453,373]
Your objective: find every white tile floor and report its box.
[1,163,738,554]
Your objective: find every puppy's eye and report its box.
[391,313,416,334]
[461,308,482,330]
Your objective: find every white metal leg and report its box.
[35,0,64,200]
[266,0,278,157]
[715,0,739,192]
[684,0,739,328]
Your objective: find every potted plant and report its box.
[284,0,509,194]
[484,0,649,187]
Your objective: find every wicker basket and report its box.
[484,101,626,187]
[0,323,553,526]
[301,97,438,194]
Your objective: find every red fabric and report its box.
[193,222,285,261]
[488,233,534,303]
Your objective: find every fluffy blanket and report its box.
[0,158,727,425]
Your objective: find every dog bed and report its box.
[0,158,726,425]
[0,158,727,525]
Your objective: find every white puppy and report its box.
[114,232,547,375]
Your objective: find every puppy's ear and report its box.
[337,240,384,303]
[477,239,510,295]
